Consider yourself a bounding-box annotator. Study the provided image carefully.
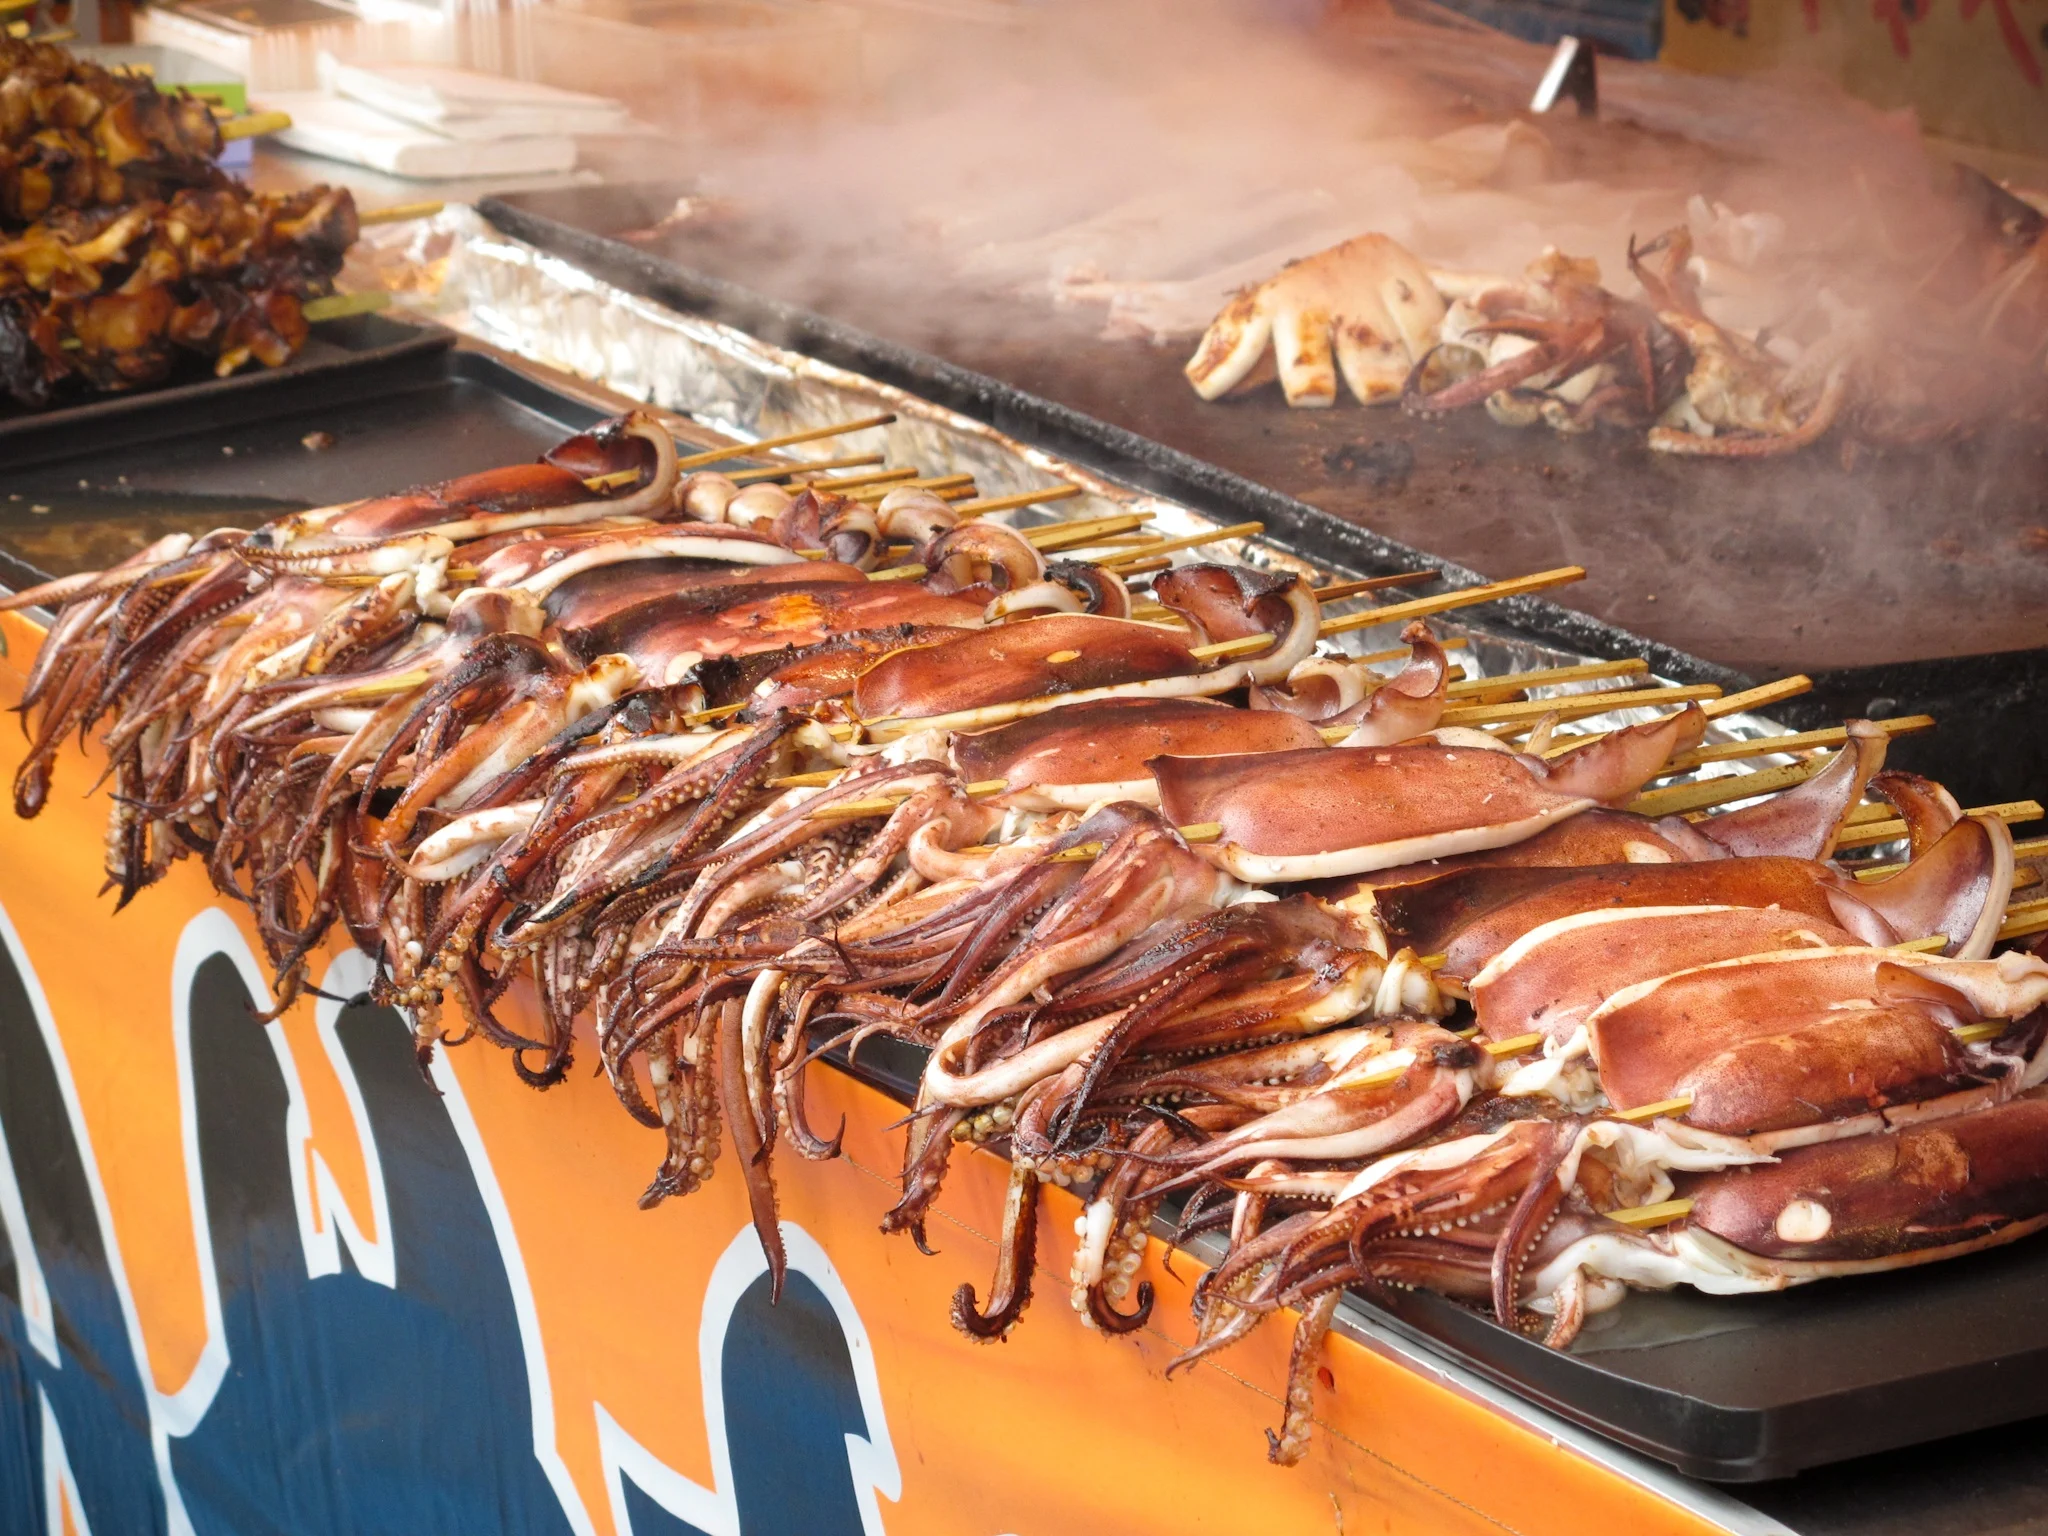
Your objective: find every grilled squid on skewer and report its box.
[1185,233,1447,407]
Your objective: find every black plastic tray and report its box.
[1378,1236,2048,1483]
[8,338,2048,1509]
[0,311,457,472]
[0,343,605,594]
[478,189,2048,812]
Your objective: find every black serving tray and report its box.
[478,186,2048,812]
[1375,1236,2048,1483]
[0,311,457,472]
[8,337,2048,1513]
[0,342,609,595]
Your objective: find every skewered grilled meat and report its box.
[0,183,358,406]
[0,40,224,225]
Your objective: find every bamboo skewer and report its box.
[808,779,1007,820]
[844,473,978,499]
[2002,915,2048,943]
[672,413,896,472]
[955,485,1084,518]
[796,466,920,494]
[302,291,391,323]
[1661,716,1938,775]
[1994,895,2048,942]
[1047,821,1224,862]
[1445,657,1649,701]
[1952,1021,2011,1045]
[1320,566,1587,639]
[1184,634,1273,661]
[1627,760,1822,819]
[1540,677,1817,757]
[218,110,294,142]
[1609,1097,1695,1124]
[359,200,446,226]
[1313,572,1438,603]
[1024,513,1152,551]
[729,453,885,485]
[681,702,748,725]
[949,821,1226,860]
[1695,677,1816,719]
[1833,800,2042,852]
[1605,1198,1694,1229]
[1097,521,1264,569]
[1438,683,1722,730]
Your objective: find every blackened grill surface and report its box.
[483,182,2047,677]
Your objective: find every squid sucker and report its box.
[14,410,2048,1468]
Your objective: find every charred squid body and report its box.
[855,564,1322,733]
[564,578,985,685]
[1358,717,1891,891]
[1384,811,2019,979]
[690,624,972,719]
[1528,1091,2048,1335]
[1584,946,2048,1136]
[1472,905,1870,1048]
[950,696,1326,812]
[1151,706,1704,882]
[529,557,858,634]
[239,410,680,572]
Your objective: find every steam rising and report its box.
[652,0,2028,359]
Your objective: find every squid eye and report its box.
[1775,1198,1832,1244]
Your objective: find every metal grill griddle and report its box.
[0,311,457,472]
